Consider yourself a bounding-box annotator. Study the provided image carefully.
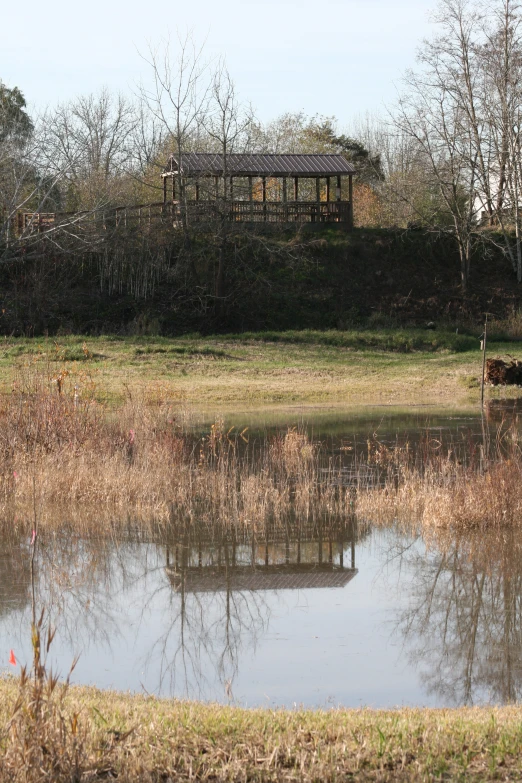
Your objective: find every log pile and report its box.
[485,357,522,385]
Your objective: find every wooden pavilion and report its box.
[162,152,356,228]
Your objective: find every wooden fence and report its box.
[13,198,352,237]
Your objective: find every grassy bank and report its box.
[1,329,521,407]
[2,677,522,782]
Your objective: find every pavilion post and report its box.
[348,174,353,228]
[248,176,253,220]
[194,180,200,222]
[294,177,299,221]
[282,177,288,221]
[315,177,321,223]
[163,176,167,205]
[336,175,342,224]
[262,176,267,222]
[326,176,331,203]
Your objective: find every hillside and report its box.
[1,227,519,335]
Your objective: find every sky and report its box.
[1,0,436,128]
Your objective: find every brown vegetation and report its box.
[356,423,522,533]
[4,364,522,537]
[485,357,522,385]
[0,617,86,783]
[1,367,353,534]
[2,669,522,781]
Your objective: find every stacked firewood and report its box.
[485,357,522,385]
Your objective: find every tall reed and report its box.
[1,367,353,535]
[356,422,522,532]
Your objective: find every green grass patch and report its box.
[0,330,518,407]
[218,328,478,353]
[134,345,230,358]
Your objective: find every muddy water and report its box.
[2,404,522,708]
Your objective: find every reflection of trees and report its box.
[398,530,522,705]
[143,566,271,700]
[0,538,31,621]
[140,517,360,699]
[12,534,146,652]
[0,515,361,700]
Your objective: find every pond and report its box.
[2,402,522,708]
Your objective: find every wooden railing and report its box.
[15,202,167,234]
[13,199,352,237]
[228,200,351,224]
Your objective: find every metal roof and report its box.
[166,564,358,593]
[164,153,356,178]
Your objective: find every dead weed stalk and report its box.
[0,612,115,782]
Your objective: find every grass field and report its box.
[1,329,520,408]
[2,676,522,782]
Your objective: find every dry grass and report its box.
[0,616,86,783]
[2,672,522,781]
[1,367,352,534]
[356,424,522,533]
[4,364,522,536]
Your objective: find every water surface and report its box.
[3,404,522,708]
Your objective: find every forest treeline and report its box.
[3,0,522,334]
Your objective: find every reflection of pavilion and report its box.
[166,519,358,593]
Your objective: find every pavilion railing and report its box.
[12,199,352,237]
[227,200,351,223]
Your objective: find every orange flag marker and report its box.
[9,650,16,666]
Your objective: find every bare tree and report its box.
[41,89,139,211]
[391,0,488,291]
[479,0,522,280]
[139,33,212,236]
[0,95,73,262]
[202,62,255,303]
